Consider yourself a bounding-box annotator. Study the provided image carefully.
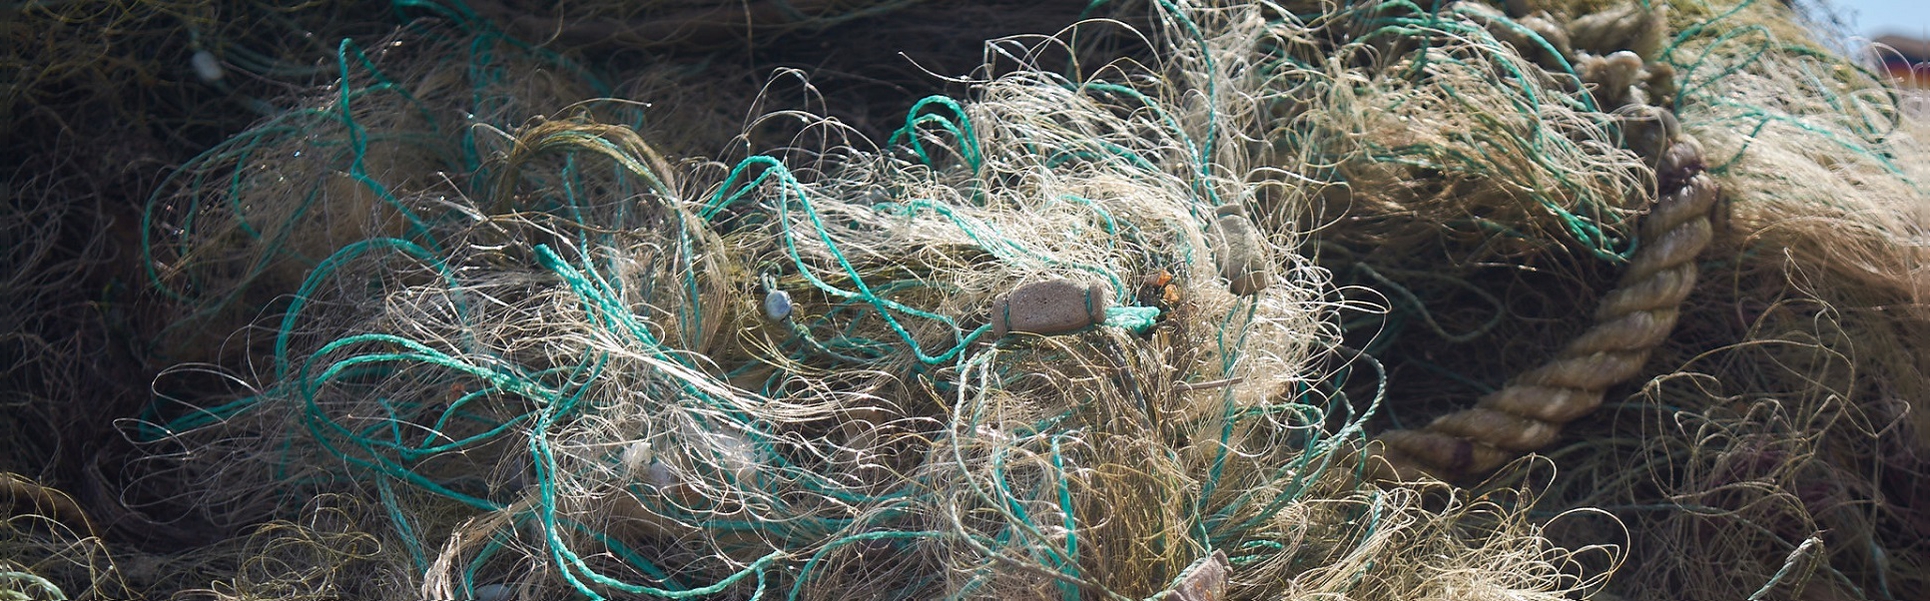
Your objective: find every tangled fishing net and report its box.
[123,3,1607,597]
[3,0,1926,600]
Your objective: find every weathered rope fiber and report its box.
[1370,26,1723,481]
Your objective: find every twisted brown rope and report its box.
[1370,123,1719,482]
[1,473,98,538]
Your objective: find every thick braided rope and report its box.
[1371,118,1719,481]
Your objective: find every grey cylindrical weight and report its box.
[991,279,1109,338]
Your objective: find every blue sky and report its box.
[1830,0,1930,39]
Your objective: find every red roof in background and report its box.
[1872,34,1930,88]
[1873,34,1930,62]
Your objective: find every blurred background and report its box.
[1831,0,1930,92]
[1833,0,1929,38]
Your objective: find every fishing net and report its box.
[1525,1,1930,598]
[100,1,1603,599]
[466,0,923,51]
[1255,0,1927,599]
[3,0,1926,600]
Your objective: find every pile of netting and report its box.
[1532,1,1930,598]
[3,0,1926,600]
